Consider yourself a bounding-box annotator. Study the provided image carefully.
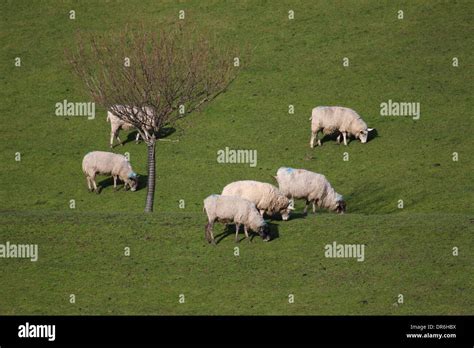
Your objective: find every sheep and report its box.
[82,151,138,193]
[274,167,346,215]
[107,105,154,148]
[309,106,374,147]
[221,180,294,220]
[203,194,270,244]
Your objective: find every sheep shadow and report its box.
[368,128,379,142]
[213,221,280,244]
[121,127,176,146]
[319,128,379,145]
[96,174,148,192]
[320,131,343,145]
[264,212,307,221]
[288,212,308,220]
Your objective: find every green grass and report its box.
[0,0,473,315]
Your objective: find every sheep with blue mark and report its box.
[82,151,139,193]
[273,167,346,215]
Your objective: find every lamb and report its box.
[309,106,374,147]
[274,167,346,215]
[82,151,138,193]
[203,194,270,244]
[107,105,154,148]
[221,180,294,220]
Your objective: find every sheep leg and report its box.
[91,175,99,194]
[135,132,141,144]
[343,132,348,146]
[86,177,92,192]
[310,131,316,148]
[303,200,310,215]
[312,201,317,214]
[313,129,321,146]
[244,226,251,242]
[337,133,342,144]
[259,209,265,217]
[111,126,122,148]
[110,131,115,148]
[205,222,212,243]
[207,222,216,245]
[235,223,241,243]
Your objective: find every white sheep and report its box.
[309,106,374,147]
[82,151,138,193]
[107,105,154,148]
[203,194,270,244]
[274,167,346,215]
[221,180,294,220]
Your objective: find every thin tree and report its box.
[68,26,238,212]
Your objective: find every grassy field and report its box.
[0,0,473,315]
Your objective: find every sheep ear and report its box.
[270,175,277,181]
[288,199,295,210]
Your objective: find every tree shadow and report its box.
[213,221,280,244]
[121,127,176,146]
[157,126,176,139]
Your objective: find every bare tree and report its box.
[68,26,238,212]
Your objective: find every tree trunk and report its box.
[144,140,156,213]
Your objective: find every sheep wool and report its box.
[221,180,292,220]
[203,194,269,243]
[275,167,346,214]
[82,151,138,193]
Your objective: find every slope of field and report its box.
[0,0,472,315]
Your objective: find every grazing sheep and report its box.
[274,167,346,215]
[107,105,154,148]
[221,180,294,220]
[309,106,374,147]
[203,194,270,244]
[82,151,138,193]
